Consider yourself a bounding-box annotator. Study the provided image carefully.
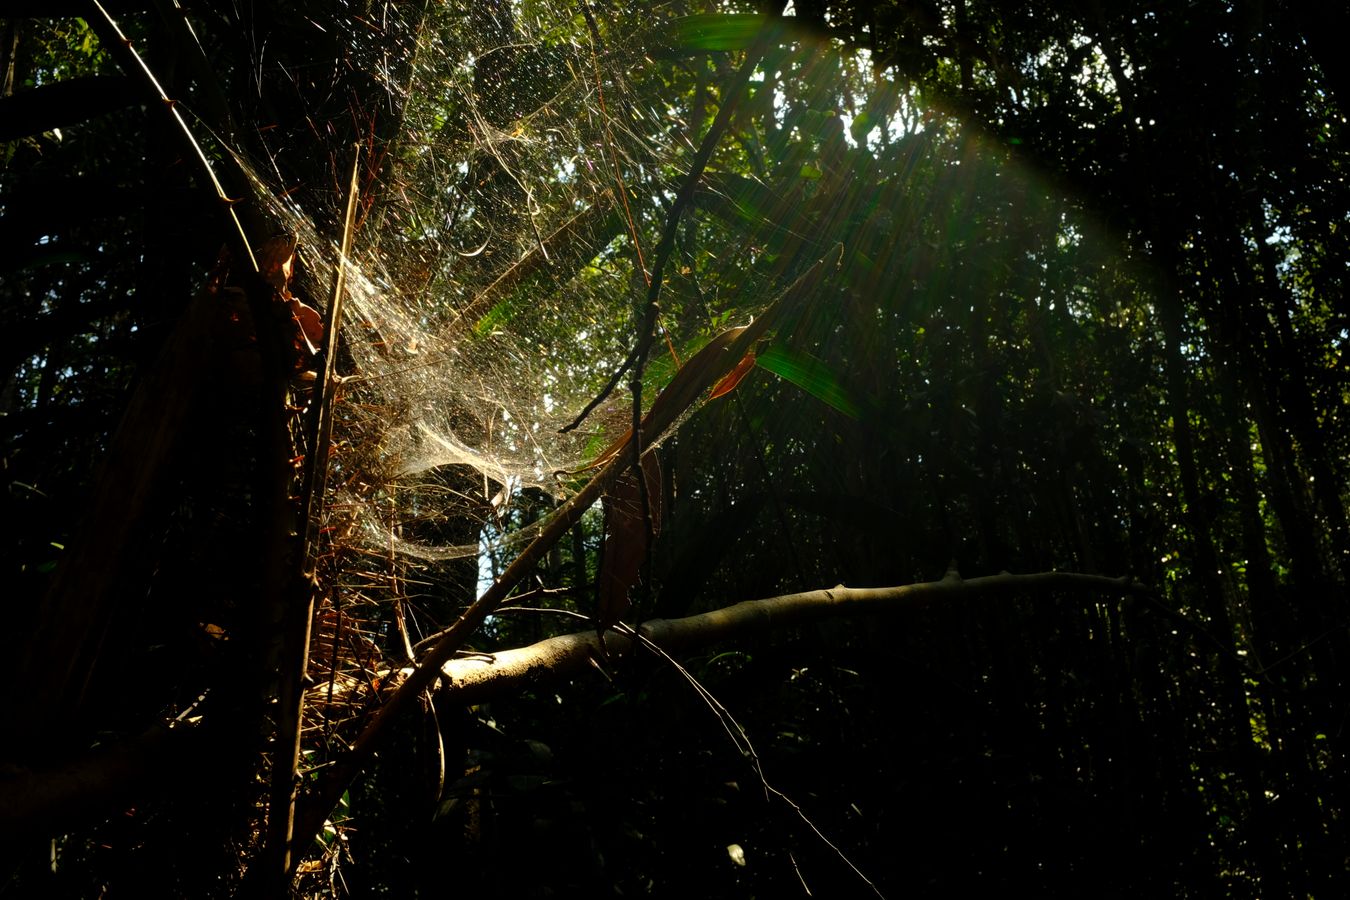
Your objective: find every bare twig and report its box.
[89,1,257,271]
[561,13,782,434]
[619,625,883,898]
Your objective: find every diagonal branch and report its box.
[288,249,838,870]
[88,1,258,271]
[450,190,616,333]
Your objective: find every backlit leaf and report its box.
[756,344,861,418]
[665,14,765,51]
[708,351,756,400]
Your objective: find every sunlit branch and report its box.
[428,571,1149,704]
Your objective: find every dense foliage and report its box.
[3,1,1347,896]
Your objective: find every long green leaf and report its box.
[665,14,766,51]
[756,344,861,418]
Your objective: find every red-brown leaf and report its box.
[258,235,297,292]
[597,452,662,631]
[288,297,324,357]
[708,350,756,400]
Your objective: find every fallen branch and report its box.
[431,571,1148,704]
[3,572,1143,843]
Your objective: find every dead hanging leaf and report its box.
[598,451,662,632]
[256,233,325,365]
[708,350,756,400]
[288,296,324,358]
[258,234,298,292]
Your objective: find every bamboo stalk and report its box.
[265,146,362,888]
[89,0,257,271]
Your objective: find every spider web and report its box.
[242,2,704,569]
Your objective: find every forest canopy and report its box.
[2,1,1347,896]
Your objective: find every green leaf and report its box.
[849,111,873,144]
[665,14,765,51]
[756,345,861,418]
[474,292,528,336]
